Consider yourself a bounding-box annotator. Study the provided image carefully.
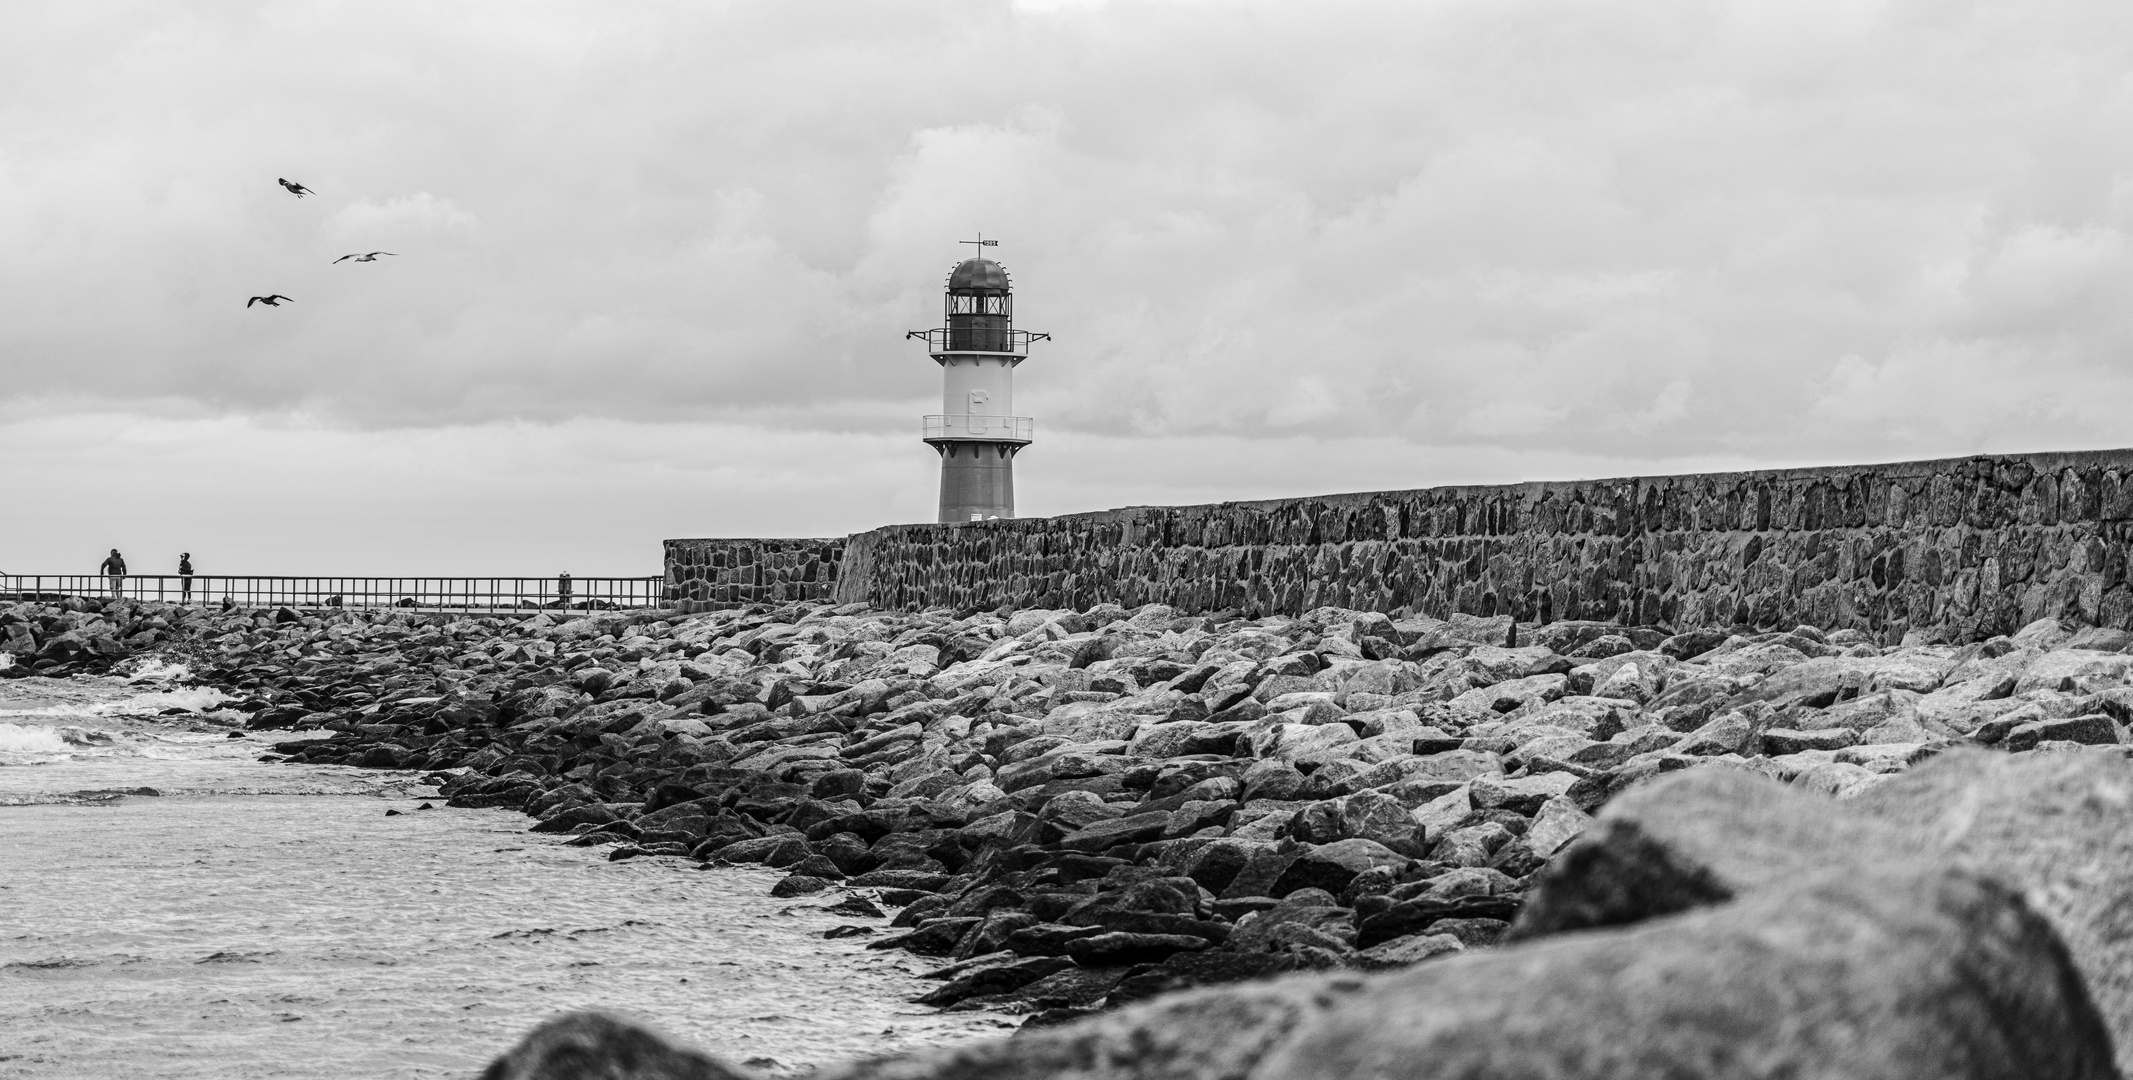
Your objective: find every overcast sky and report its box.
[6,0,2133,574]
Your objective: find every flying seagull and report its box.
[247,294,293,308]
[332,251,397,263]
[277,178,313,197]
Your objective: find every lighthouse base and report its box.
[934,441,1019,523]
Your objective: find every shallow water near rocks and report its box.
[0,674,1011,1079]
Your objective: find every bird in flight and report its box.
[277,178,314,197]
[247,295,293,308]
[332,251,396,263]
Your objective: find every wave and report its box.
[0,723,75,754]
[0,787,157,807]
[121,657,195,683]
[92,687,230,716]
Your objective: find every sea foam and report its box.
[0,722,73,755]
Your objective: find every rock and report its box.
[1449,673,1566,714]
[1253,723,1362,765]
[1287,792,1427,856]
[1269,839,1407,897]
[2064,627,2133,652]
[1671,709,1757,756]
[1353,932,1462,971]
[1759,726,1858,755]
[847,869,952,892]
[1467,772,1577,814]
[481,1011,751,1080]
[1008,966,1132,1009]
[1355,895,1521,948]
[1522,795,1592,857]
[1259,867,2115,1080]
[1064,932,1211,966]
[1391,748,1504,783]
[1005,922,1105,956]
[530,803,619,834]
[1239,759,1308,801]
[1510,748,2133,1074]
[2015,650,2133,695]
[866,917,982,957]
[1659,629,1729,660]
[2001,714,2120,752]
[1039,789,1128,831]
[1226,893,1358,954]
[703,835,809,867]
[820,895,885,919]
[1424,917,1507,948]
[769,874,831,897]
[1179,838,1287,896]
[1789,760,1887,798]
[1059,811,1174,853]
[914,956,1075,1006]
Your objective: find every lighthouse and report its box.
[909,239,1048,523]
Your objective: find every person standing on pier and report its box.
[99,549,127,598]
[179,553,194,601]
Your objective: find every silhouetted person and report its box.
[179,553,194,601]
[99,549,127,598]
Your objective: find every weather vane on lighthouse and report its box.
[907,237,1048,523]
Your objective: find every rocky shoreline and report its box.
[6,595,2131,1040]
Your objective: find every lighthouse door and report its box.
[966,390,989,434]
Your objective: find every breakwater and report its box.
[9,589,2133,1075]
[669,449,2133,643]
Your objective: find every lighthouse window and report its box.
[945,294,1014,316]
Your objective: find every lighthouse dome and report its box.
[947,258,1011,293]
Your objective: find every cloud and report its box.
[5,0,2133,563]
[320,192,478,245]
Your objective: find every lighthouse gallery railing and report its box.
[923,415,1034,442]
[905,328,1051,355]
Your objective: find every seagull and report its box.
[247,295,293,308]
[277,178,314,197]
[332,251,397,263]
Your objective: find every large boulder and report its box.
[481,1012,750,1080]
[1257,866,2113,1080]
[1509,746,2133,1075]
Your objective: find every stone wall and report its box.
[662,538,844,613]
[805,450,2133,644]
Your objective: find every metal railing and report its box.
[906,328,1050,356]
[922,414,1034,443]
[0,575,666,613]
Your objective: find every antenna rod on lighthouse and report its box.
[908,239,1047,524]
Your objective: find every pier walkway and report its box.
[0,574,665,614]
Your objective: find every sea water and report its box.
[0,672,1011,1078]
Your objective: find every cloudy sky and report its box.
[6,0,2133,574]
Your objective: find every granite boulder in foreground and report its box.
[1510,745,2133,1067]
[485,745,2128,1080]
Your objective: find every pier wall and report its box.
[662,538,844,613]
[670,450,2133,643]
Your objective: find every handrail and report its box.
[905,328,1050,356]
[922,414,1034,443]
[0,574,666,613]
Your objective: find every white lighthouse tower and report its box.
[908,238,1048,523]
